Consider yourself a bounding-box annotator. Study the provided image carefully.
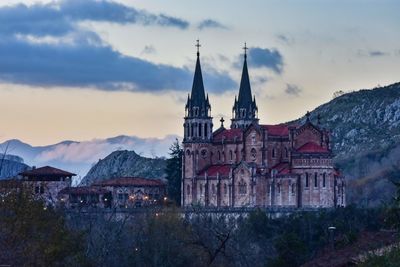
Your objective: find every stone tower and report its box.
[182,41,213,206]
[231,43,258,129]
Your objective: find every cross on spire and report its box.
[243,42,248,59]
[196,39,201,56]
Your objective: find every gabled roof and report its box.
[296,142,329,153]
[261,124,289,136]
[198,164,231,176]
[19,166,76,177]
[94,177,165,187]
[213,128,242,142]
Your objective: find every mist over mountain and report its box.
[0,135,178,184]
[0,154,29,179]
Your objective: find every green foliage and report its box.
[165,139,183,205]
[359,247,400,267]
[0,188,88,266]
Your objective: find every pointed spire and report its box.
[190,40,206,108]
[237,43,253,112]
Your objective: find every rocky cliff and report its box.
[80,150,166,186]
[0,155,30,179]
[300,82,400,205]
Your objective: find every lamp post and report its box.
[328,226,336,251]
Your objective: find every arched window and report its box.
[238,180,247,195]
[198,123,202,137]
[187,185,190,195]
[314,173,318,187]
[229,150,233,161]
[224,184,227,195]
[291,184,296,194]
[204,123,208,138]
[218,151,221,161]
[200,184,203,195]
[212,184,216,195]
[323,173,326,187]
[277,183,281,194]
[191,124,194,137]
[305,173,309,187]
[272,148,276,158]
[285,147,289,158]
[186,149,191,157]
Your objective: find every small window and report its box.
[201,149,207,158]
[218,151,221,161]
[229,150,233,161]
[251,148,257,161]
[323,173,326,187]
[277,184,281,194]
[285,147,289,158]
[198,123,202,137]
[305,173,309,187]
[212,184,216,195]
[291,184,295,194]
[200,184,203,195]
[224,184,227,195]
[238,180,247,195]
[272,148,276,158]
[187,185,191,195]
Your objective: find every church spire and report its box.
[231,43,258,129]
[184,40,213,143]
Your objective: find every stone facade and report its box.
[181,48,345,209]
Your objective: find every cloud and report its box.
[0,0,189,37]
[357,49,389,57]
[197,19,228,30]
[141,45,157,55]
[234,47,284,74]
[285,83,302,96]
[276,34,294,45]
[0,1,236,93]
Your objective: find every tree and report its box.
[165,139,183,205]
[0,185,88,266]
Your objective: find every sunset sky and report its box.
[0,0,399,146]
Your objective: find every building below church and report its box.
[181,44,346,209]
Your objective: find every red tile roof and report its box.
[271,162,291,175]
[198,164,231,176]
[94,177,165,187]
[59,186,110,195]
[213,128,242,142]
[261,124,289,136]
[19,166,76,177]
[297,142,329,153]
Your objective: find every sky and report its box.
[0,0,399,146]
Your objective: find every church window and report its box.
[285,147,289,158]
[314,173,318,187]
[238,180,247,195]
[251,132,256,145]
[218,151,221,161]
[198,123,202,137]
[187,185,190,195]
[200,184,203,195]
[305,173,309,187]
[272,148,276,158]
[201,149,207,158]
[212,184,216,195]
[251,148,257,161]
[229,150,233,161]
[277,184,281,194]
[204,123,208,138]
[291,184,296,194]
[224,184,227,195]
[191,124,194,137]
[186,149,191,157]
[323,173,326,187]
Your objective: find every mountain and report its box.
[80,150,166,186]
[300,82,400,205]
[0,154,30,179]
[0,135,178,184]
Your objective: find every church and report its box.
[181,42,346,209]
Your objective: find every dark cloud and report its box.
[0,0,189,37]
[276,34,294,45]
[285,83,302,96]
[0,35,235,92]
[234,47,284,74]
[368,50,387,57]
[0,1,236,93]
[197,19,228,30]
